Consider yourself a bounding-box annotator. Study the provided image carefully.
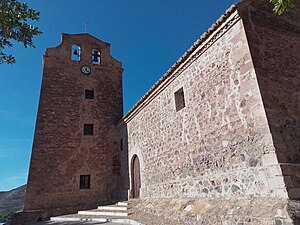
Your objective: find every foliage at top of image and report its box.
[270,0,294,15]
[0,0,42,64]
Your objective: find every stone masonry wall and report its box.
[125,10,288,200]
[24,34,123,219]
[239,0,300,200]
[128,197,295,225]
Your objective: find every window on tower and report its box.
[80,175,90,189]
[92,49,101,65]
[85,90,94,99]
[71,45,81,61]
[84,124,93,135]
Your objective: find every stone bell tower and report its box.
[24,33,124,219]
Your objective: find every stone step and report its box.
[50,201,131,223]
[98,205,127,211]
[51,213,127,220]
[78,210,128,217]
[51,216,107,222]
[50,215,140,224]
[117,201,128,206]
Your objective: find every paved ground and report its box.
[31,221,128,225]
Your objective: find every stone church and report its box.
[13,0,300,224]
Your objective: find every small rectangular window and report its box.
[84,124,93,135]
[80,175,90,189]
[120,138,123,151]
[174,87,185,111]
[85,90,94,99]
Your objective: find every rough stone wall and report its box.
[128,197,295,225]
[239,0,300,200]
[125,10,288,200]
[24,34,123,219]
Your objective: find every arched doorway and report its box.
[131,155,141,198]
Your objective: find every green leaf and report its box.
[270,0,294,15]
[0,0,42,64]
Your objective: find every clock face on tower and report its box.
[81,65,91,75]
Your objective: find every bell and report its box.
[73,49,79,56]
[92,55,98,62]
[92,50,100,62]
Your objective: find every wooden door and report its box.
[132,155,141,198]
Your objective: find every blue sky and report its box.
[0,0,237,191]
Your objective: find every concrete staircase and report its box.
[50,201,139,223]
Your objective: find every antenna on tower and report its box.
[84,22,87,33]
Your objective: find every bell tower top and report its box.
[44,33,123,70]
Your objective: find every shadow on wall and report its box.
[118,121,130,200]
[239,0,300,200]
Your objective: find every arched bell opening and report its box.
[71,45,81,61]
[92,49,101,65]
